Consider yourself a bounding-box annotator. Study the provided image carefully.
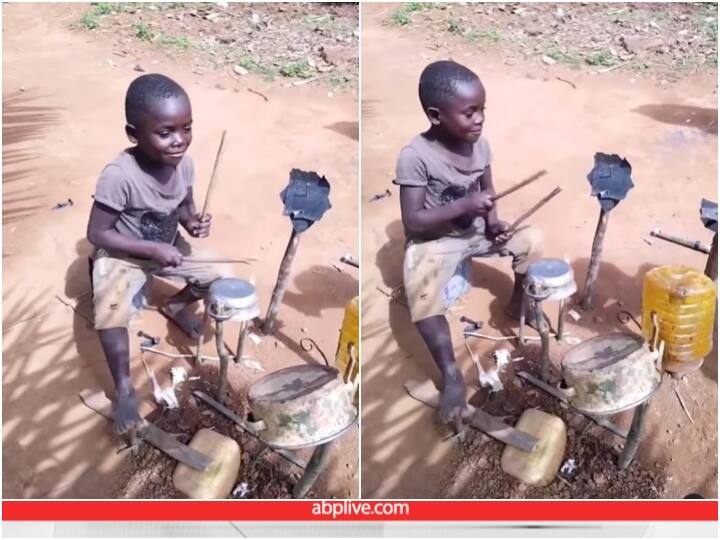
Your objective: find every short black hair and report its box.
[418,60,481,110]
[125,74,188,127]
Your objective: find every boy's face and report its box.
[129,95,193,166]
[428,79,486,143]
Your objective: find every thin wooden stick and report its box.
[201,130,228,218]
[674,386,694,424]
[183,257,257,265]
[508,186,562,231]
[491,170,547,202]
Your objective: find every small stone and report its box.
[133,64,145,72]
[526,28,543,37]
[542,55,557,65]
[233,65,249,76]
[300,327,307,333]
[477,456,490,469]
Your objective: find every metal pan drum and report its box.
[561,333,662,415]
[207,278,259,322]
[247,365,357,450]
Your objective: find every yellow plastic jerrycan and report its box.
[335,296,359,404]
[642,265,716,374]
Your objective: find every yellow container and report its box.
[642,265,716,373]
[335,296,359,403]
[500,409,567,487]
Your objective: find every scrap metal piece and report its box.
[587,152,634,211]
[700,199,717,232]
[280,169,332,232]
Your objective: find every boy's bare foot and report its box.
[439,369,467,423]
[114,389,144,434]
[160,304,202,339]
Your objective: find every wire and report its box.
[300,337,330,367]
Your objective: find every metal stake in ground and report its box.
[581,153,634,311]
[263,169,332,335]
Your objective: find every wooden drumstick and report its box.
[508,186,562,231]
[491,170,547,202]
[200,130,228,218]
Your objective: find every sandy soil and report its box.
[360,3,717,499]
[3,3,358,499]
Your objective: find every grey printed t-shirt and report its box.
[93,149,195,245]
[394,133,492,238]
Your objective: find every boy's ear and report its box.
[125,123,138,144]
[426,106,441,126]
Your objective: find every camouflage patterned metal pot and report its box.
[247,365,357,450]
[560,333,662,416]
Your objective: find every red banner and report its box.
[3,500,717,521]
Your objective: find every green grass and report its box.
[303,14,335,29]
[279,60,313,79]
[406,2,432,11]
[133,20,153,41]
[235,56,278,81]
[545,47,581,65]
[391,9,412,26]
[78,12,101,30]
[465,28,501,43]
[446,18,462,34]
[159,34,191,50]
[236,55,259,71]
[93,3,124,15]
[706,18,718,41]
[585,50,616,67]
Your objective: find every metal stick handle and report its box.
[201,130,227,218]
[509,186,562,231]
[491,170,547,202]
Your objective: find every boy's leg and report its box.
[415,315,466,423]
[404,237,469,422]
[155,236,223,339]
[97,327,141,433]
[92,257,149,433]
[469,226,544,323]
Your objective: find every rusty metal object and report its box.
[581,208,610,310]
[650,228,711,254]
[263,229,301,334]
[247,365,357,450]
[560,333,662,415]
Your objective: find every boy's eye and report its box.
[159,131,171,137]
[184,126,192,132]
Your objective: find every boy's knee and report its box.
[517,226,543,256]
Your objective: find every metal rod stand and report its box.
[582,208,610,311]
[263,229,302,335]
[536,303,552,382]
[216,320,229,404]
[618,400,651,470]
[235,321,249,363]
[195,305,210,365]
[292,442,333,499]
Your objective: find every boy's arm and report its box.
[400,185,492,238]
[178,187,211,238]
[478,165,514,242]
[478,164,500,227]
[87,202,183,266]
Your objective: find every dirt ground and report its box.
[3,2,358,499]
[360,3,717,499]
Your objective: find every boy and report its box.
[87,74,218,433]
[394,61,544,424]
